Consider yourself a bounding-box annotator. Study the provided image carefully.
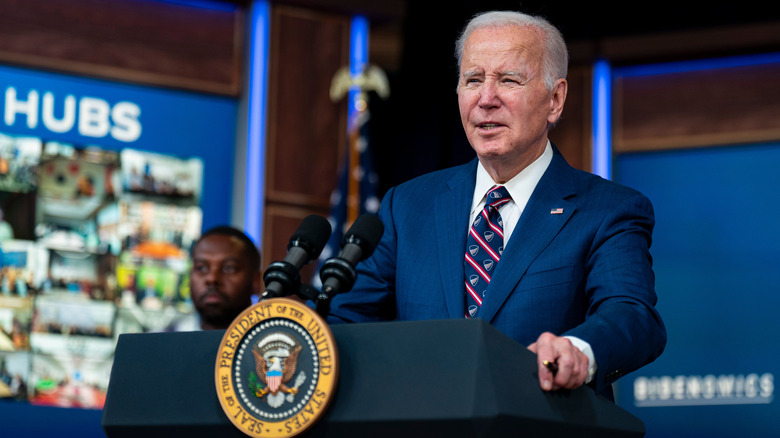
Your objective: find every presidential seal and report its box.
[215,298,338,438]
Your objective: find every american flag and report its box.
[266,369,282,393]
[312,100,380,288]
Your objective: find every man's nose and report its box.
[205,268,221,284]
[478,81,500,107]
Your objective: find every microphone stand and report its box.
[261,260,301,300]
[315,257,357,318]
[260,260,329,319]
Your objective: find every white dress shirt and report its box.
[468,140,596,383]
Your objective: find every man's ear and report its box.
[548,78,568,125]
[253,269,263,294]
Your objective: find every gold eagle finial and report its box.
[330,65,390,103]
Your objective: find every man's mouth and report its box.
[478,123,503,130]
[200,290,224,304]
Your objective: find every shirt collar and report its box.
[471,140,553,213]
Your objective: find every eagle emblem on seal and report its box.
[251,332,305,408]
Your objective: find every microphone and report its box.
[262,214,332,299]
[316,214,383,315]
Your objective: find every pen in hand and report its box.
[543,359,558,375]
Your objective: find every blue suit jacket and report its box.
[328,147,666,398]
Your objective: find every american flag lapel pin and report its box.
[550,208,564,214]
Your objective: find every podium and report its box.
[102,319,645,437]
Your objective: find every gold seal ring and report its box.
[215,298,338,437]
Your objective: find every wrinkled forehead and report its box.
[461,25,545,72]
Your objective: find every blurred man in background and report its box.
[188,226,260,330]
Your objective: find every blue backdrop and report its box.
[613,142,779,437]
[0,63,238,437]
[0,64,238,230]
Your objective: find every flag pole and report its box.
[346,96,366,226]
[330,65,389,225]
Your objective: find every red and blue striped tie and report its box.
[464,185,511,318]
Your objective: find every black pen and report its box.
[543,359,558,375]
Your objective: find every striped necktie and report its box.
[464,185,511,318]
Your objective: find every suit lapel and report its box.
[478,150,578,324]
[433,160,477,319]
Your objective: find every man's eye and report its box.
[223,265,238,274]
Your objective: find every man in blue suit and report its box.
[327,11,666,399]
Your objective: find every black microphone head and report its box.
[288,214,332,260]
[342,214,384,260]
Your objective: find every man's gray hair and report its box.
[455,11,569,91]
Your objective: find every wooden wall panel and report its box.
[614,61,780,152]
[263,204,329,281]
[263,6,349,267]
[0,0,243,95]
[596,21,780,66]
[550,65,592,172]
